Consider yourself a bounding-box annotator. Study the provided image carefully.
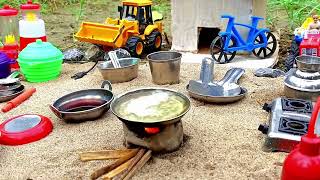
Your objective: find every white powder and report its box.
[125,92,170,117]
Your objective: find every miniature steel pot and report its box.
[147,51,182,85]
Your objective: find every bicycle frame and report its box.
[219,15,270,52]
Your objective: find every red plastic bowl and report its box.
[0,114,53,146]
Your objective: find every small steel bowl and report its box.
[296,55,320,72]
[50,81,114,123]
[98,58,140,83]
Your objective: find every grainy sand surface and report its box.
[0,63,286,180]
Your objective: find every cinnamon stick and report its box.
[122,150,152,180]
[79,149,139,162]
[90,149,139,180]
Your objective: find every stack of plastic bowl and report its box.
[18,39,63,82]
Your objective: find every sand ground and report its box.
[0,63,287,180]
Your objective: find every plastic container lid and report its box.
[0,52,11,64]
[0,5,18,16]
[0,114,53,146]
[18,39,63,62]
[20,0,41,10]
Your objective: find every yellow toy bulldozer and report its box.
[75,0,163,57]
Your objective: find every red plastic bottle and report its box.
[0,5,19,69]
[19,0,47,51]
[281,97,320,180]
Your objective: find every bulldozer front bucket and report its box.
[75,22,125,47]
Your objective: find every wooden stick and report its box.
[90,149,139,180]
[79,149,139,162]
[101,158,134,180]
[113,149,146,180]
[122,150,152,180]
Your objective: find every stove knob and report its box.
[258,124,269,134]
[262,103,271,112]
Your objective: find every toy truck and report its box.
[285,17,320,71]
[75,0,163,57]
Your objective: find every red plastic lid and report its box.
[20,0,41,10]
[0,114,53,146]
[0,5,18,16]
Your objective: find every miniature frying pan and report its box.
[0,114,53,146]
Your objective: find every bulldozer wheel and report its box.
[126,36,144,57]
[147,31,162,52]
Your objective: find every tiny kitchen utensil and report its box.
[108,50,121,68]
[98,58,140,83]
[0,114,53,146]
[111,88,190,125]
[188,58,245,96]
[111,88,190,152]
[187,85,247,103]
[1,87,36,112]
[0,84,25,103]
[50,81,114,123]
[187,58,246,103]
[188,57,218,96]
[0,71,20,85]
[147,51,182,85]
[295,55,320,72]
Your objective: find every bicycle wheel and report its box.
[210,35,237,64]
[252,32,277,59]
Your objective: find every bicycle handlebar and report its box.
[221,15,234,19]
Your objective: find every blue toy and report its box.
[210,15,277,63]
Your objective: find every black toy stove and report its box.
[258,98,316,152]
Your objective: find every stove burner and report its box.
[281,98,312,113]
[279,117,309,136]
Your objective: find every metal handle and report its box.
[219,68,245,85]
[7,71,20,79]
[199,57,214,84]
[49,105,63,119]
[101,80,112,91]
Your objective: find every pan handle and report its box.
[101,80,112,91]
[49,105,63,119]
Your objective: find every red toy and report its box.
[0,5,19,69]
[0,114,53,146]
[299,32,320,56]
[281,97,320,180]
[1,88,36,113]
[19,0,47,51]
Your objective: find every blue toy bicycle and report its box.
[210,15,277,63]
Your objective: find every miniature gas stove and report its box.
[122,120,183,153]
[258,98,315,152]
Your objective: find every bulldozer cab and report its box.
[119,5,153,23]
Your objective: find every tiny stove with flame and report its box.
[111,88,191,153]
[258,97,319,152]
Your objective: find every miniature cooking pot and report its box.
[111,88,191,126]
[50,81,114,123]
